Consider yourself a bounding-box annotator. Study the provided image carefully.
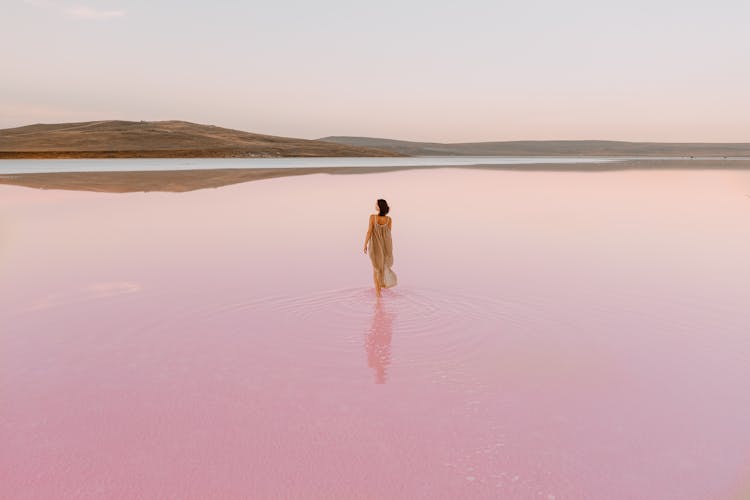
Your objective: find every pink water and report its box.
[2,168,750,499]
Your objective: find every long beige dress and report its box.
[369,219,398,288]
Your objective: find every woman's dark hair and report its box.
[377,199,390,216]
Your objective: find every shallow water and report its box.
[0,155,667,174]
[2,167,750,498]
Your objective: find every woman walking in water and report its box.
[363,199,398,297]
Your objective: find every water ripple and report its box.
[171,286,565,374]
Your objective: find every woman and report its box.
[363,199,398,297]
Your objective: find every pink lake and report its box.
[2,166,750,499]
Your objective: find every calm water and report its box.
[0,155,665,174]
[2,166,750,498]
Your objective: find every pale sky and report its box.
[2,0,749,142]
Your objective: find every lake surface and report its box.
[0,155,689,174]
[2,166,750,498]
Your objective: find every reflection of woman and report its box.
[365,299,393,384]
[362,199,397,297]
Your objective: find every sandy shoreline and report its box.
[0,149,403,160]
[1,158,749,193]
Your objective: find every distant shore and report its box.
[1,158,749,193]
[4,120,750,159]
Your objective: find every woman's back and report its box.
[373,214,391,227]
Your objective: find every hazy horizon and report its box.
[3,0,749,142]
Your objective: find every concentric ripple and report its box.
[162,286,569,375]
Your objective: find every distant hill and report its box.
[0,121,403,159]
[318,136,750,157]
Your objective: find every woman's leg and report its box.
[373,271,382,297]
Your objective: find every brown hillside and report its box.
[0,120,403,158]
